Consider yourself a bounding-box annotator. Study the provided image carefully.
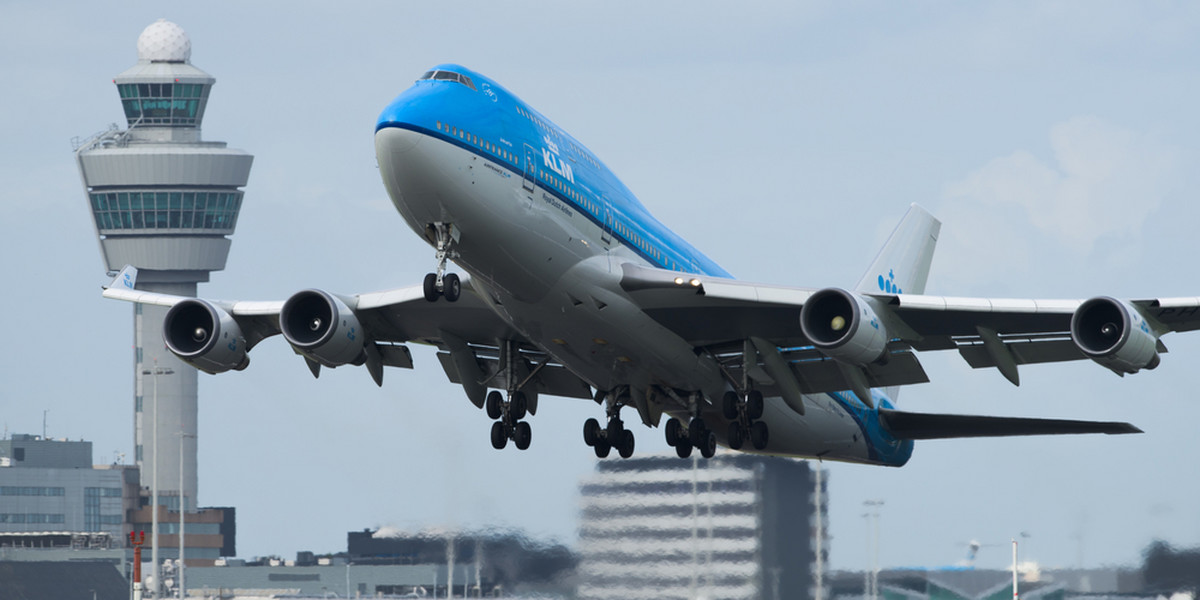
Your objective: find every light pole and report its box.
[863,499,884,600]
[142,364,174,598]
[178,431,195,599]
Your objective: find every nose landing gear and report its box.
[423,222,461,302]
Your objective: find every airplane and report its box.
[103,63,1200,467]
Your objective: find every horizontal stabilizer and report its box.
[879,408,1142,440]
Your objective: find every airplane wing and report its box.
[102,266,593,409]
[618,262,1200,400]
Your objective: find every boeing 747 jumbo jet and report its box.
[104,64,1200,467]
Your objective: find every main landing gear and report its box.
[722,390,769,451]
[486,390,532,451]
[664,417,717,459]
[423,223,461,302]
[583,390,636,459]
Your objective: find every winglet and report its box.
[107,265,139,291]
[856,204,941,296]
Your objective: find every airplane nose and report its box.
[375,126,422,156]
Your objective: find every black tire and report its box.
[750,420,769,450]
[510,391,527,421]
[485,391,504,420]
[423,273,439,302]
[675,440,693,458]
[594,439,611,458]
[443,273,461,302]
[490,421,507,450]
[514,421,532,450]
[606,418,624,442]
[664,418,682,447]
[721,391,739,420]
[618,430,635,459]
[747,390,765,420]
[700,430,717,458]
[583,418,601,446]
[727,422,744,450]
[688,418,707,447]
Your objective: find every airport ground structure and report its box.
[0,433,233,568]
[576,453,829,600]
[72,18,252,536]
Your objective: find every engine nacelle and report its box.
[1070,296,1161,374]
[163,299,249,374]
[800,287,890,366]
[280,289,365,368]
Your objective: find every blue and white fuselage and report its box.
[374,64,912,466]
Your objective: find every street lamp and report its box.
[862,499,884,600]
[178,431,195,599]
[141,364,174,598]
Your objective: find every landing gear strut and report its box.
[583,390,636,459]
[722,389,769,450]
[423,223,461,302]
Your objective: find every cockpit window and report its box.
[418,70,477,91]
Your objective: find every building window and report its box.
[116,82,206,127]
[90,190,243,234]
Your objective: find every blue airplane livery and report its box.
[106,63,1200,466]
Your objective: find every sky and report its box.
[2,0,1200,573]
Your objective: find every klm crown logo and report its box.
[877,269,903,295]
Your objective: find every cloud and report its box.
[935,116,1177,291]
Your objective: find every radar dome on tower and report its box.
[137,19,191,63]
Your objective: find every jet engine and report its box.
[163,299,249,374]
[280,289,366,367]
[800,287,889,366]
[1070,296,1161,373]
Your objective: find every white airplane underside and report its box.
[104,64,1200,467]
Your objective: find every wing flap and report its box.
[878,408,1142,439]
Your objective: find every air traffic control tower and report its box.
[75,20,252,516]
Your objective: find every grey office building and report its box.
[577,454,829,600]
[73,19,253,517]
[0,435,138,542]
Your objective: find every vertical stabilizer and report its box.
[855,203,941,296]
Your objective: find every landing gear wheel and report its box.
[443,273,461,302]
[675,440,693,458]
[583,418,601,446]
[750,420,769,450]
[747,390,765,421]
[486,391,504,420]
[490,421,507,450]
[594,438,611,458]
[514,421,532,450]
[727,422,744,450]
[722,391,739,420]
[510,392,528,421]
[699,430,717,458]
[688,419,707,447]
[606,418,624,442]
[423,273,439,302]
[617,430,635,459]
[665,419,683,447]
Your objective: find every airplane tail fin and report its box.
[855,203,941,296]
[879,409,1142,440]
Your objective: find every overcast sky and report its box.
[3,1,1200,572]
